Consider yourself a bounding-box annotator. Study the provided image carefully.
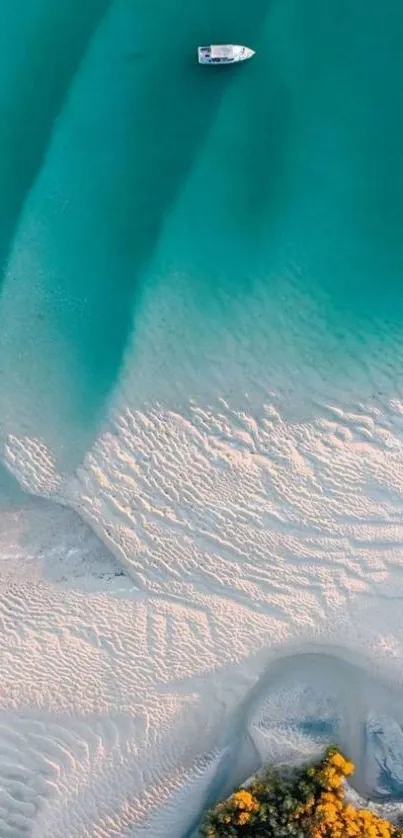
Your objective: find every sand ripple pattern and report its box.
[1,0,403,834]
[3,372,403,834]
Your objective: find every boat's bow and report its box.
[232,44,256,62]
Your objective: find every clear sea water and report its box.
[1,0,403,828]
[0,0,402,472]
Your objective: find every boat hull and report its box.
[197,44,255,65]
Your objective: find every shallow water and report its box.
[1,0,403,460]
[1,0,403,835]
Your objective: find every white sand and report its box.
[2,359,403,835]
[0,4,403,834]
[2,216,403,835]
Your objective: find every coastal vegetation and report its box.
[200,747,403,837]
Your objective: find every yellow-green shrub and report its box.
[200,747,403,837]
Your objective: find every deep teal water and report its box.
[0,0,403,468]
[1,3,403,824]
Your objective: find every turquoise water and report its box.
[0,0,403,467]
[2,3,403,830]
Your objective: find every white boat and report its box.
[197,44,255,65]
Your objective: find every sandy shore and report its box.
[2,382,403,836]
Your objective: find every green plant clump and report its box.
[200,747,403,838]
